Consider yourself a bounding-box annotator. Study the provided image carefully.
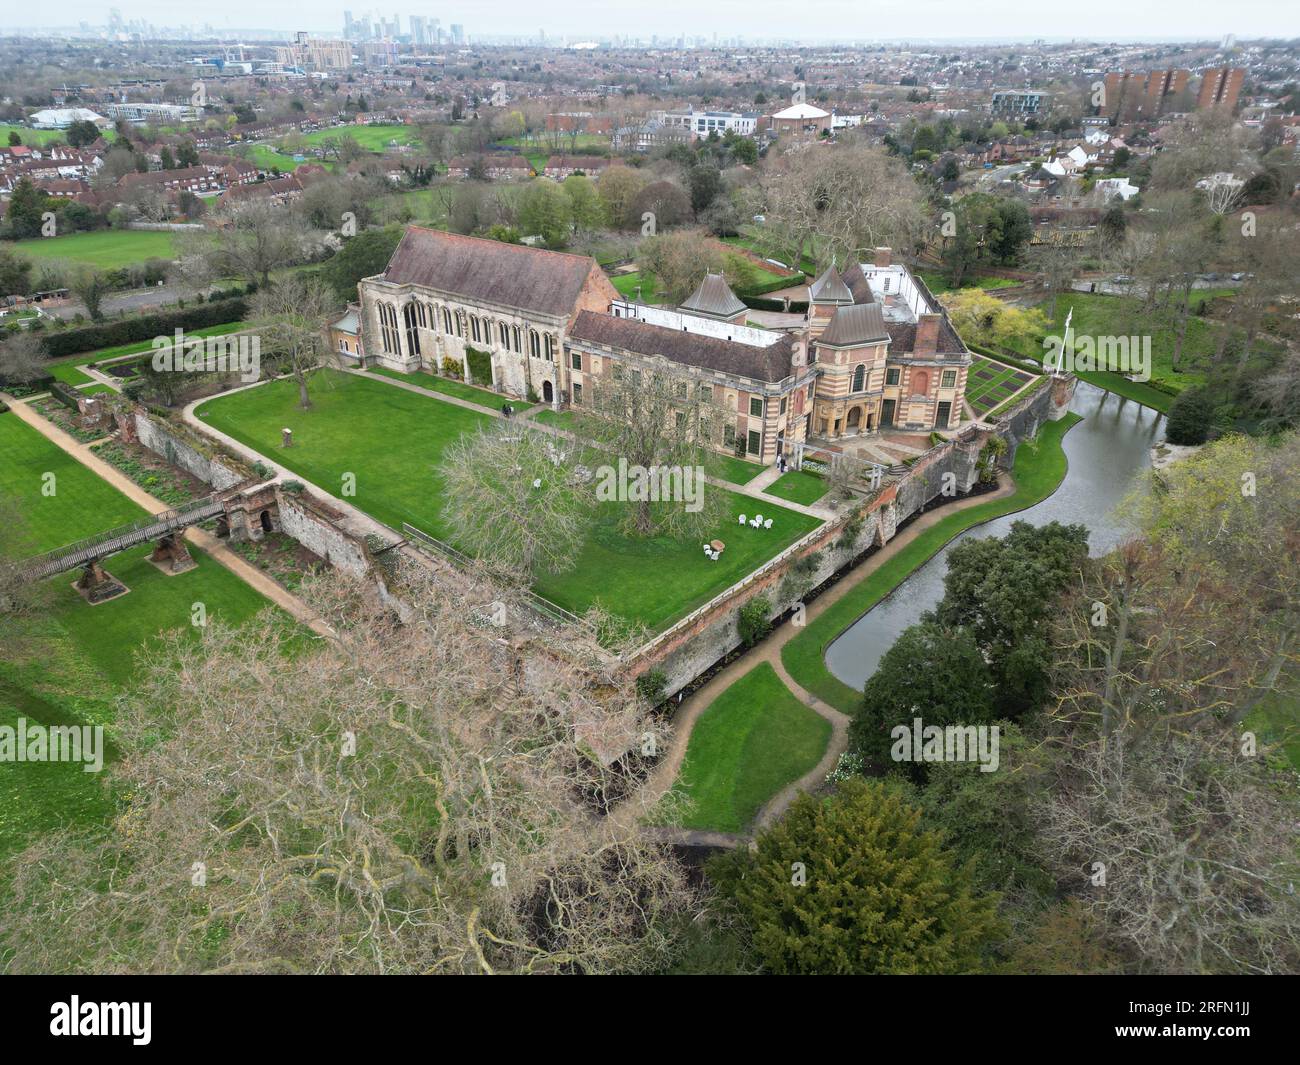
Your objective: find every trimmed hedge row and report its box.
[735,271,806,298]
[38,298,249,359]
[741,295,809,313]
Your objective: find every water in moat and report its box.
[824,382,1166,691]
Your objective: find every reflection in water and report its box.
[824,383,1165,691]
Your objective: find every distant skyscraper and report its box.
[451,24,464,45]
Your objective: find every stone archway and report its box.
[542,380,554,404]
[846,406,862,432]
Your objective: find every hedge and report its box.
[38,298,249,359]
[735,271,806,298]
[741,295,809,313]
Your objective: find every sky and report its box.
[17,1,1300,42]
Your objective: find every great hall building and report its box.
[354,228,971,465]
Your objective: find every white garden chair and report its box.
[738,514,747,525]
[763,518,773,530]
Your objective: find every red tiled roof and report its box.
[380,227,600,318]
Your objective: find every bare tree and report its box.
[579,364,726,540]
[250,274,337,409]
[761,142,926,270]
[1035,433,1300,973]
[440,423,594,580]
[0,563,692,974]
[207,200,303,287]
[0,330,46,387]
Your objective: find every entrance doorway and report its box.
[542,380,554,403]
[936,401,952,428]
[846,407,861,432]
[259,509,273,534]
[881,399,896,427]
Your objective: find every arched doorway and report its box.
[542,380,554,403]
[215,516,230,538]
[846,406,862,432]
[259,509,273,534]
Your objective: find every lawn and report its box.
[663,663,831,833]
[781,412,1082,713]
[764,469,829,506]
[704,451,763,487]
[0,410,142,552]
[197,370,822,632]
[1001,290,1281,411]
[611,271,659,303]
[919,272,1020,295]
[0,123,117,148]
[0,413,275,855]
[531,409,575,430]
[13,229,178,270]
[366,365,534,410]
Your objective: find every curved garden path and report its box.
[607,473,1018,844]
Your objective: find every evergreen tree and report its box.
[711,779,1001,974]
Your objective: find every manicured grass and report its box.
[197,370,822,632]
[781,413,1082,713]
[366,365,534,410]
[0,417,275,855]
[13,229,178,270]
[764,469,829,506]
[664,663,831,833]
[611,271,659,302]
[703,451,763,487]
[300,124,421,151]
[0,123,116,147]
[0,411,143,552]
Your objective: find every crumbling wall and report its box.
[277,492,371,578]
[132,408,247,490]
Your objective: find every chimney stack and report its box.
[874,246,892,268]
[914,312,941,355]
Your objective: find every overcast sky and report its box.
[21,1,1300,41]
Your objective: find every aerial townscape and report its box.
[0,2,1297,998]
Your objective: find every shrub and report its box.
[440,356,462,378]
[737,595,772,648]
[465,346,492,387]
[635,669,667,707]
[1165,387,1215,446]
[38,298,248,359]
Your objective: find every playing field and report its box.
[13,229,178,270]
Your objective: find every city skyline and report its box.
[9,1,1298,43]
